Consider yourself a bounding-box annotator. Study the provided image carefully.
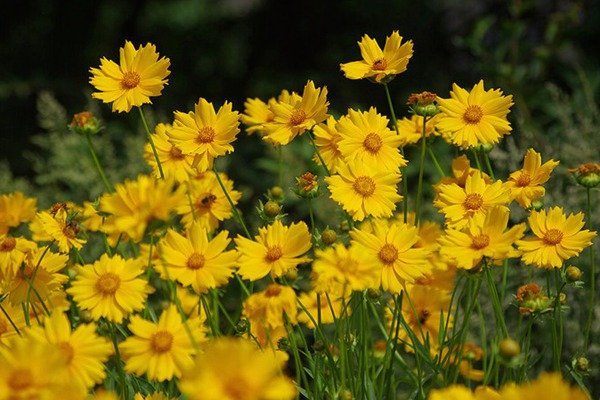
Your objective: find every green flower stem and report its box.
[137,106,165,179]
[484,263,509,338]
[471,147,483,172]
[307,131,331,176]
[415,115,429,226]
[307,198,316,235]
[483,152,496,181]
[0,300,21,335]
[212,164,251,238]
[108,321,128,400]
[547,271,560,371]
[84,132,113,192]
[427,146,447,177]
[277,145,283,187]
[584,187,596,352]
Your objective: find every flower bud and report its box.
[528,198,544,212]
[321,228,338,245]
[264,201,281,217]
[476,143,494,154]
[576,356,590,372]
[294,172,320,198]
[68,111,100,135]
[284,268,298,283]
[499,338,521,359]
[407,92,439,116]
[270,185,284,199]
[568,163,600,188]
[367,288,381,301]
[565,265,583,282]
[235,319,249,335]
[337,389,353,400]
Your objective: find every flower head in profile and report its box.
[325,161,402,221]
[89,41,170,113]
[264,80,329,145]
[0,233,37,280]
[178,337,297,400]
[241,96,275,136]
[336,107,406,171]
[436,80,513,148]
[568,162,600,188]
[505,148,560,208]
[157,221,238,294]
[0,192,37,235]
[433,155,493,201]
[119,304,206,382]
[67,253,154,323]
[515,283,552,315]
[396,113,441,146]
[428,385,500,400]
[499,372,589,400]
[235,220,312,281]
[340,31,414,84]
[312,116,345,174]
[516,206,597,268]
[144,123,196,182]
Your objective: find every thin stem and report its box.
[84,132,113,192]
[427,145,447,177]
[584,187,596,352]
[483,152,496,181]
[277,145,283,187]
[415,115,429,226]
[212,165,251,238]
[307,132,331,177]
[484,263,509,338]
[138,106,165,179]
[108,321,128,400]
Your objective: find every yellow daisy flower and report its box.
[235,220,312,282]
[134,393,176,400]
[396,113,442,146]
[89,41,170,113]
[436,80,514,148]
[67,253,153,323]
[504,148,560,208]
[516,206,597,268]
[98,174,185,243]
[438,205,526,270]
[325,161,402,221]
[351,218,431,294]
[178,337,297,400]
[143,122,196,182]
[434,171,510,230]
[336,107,406,171]
[312,116,345,174]
[157,221,238,294]
[499,372,589,400]
[241,96,275,135]
[35,207,86,254]
[340,31,414,83]
[168,97,241,173]
[0,297,27,346]
[26,311,113,392]
[428,384,501,400]
[0,233,37,280]
[433,155,493,202]
[264,80,329,145]
[175,171,242,233]
[0,192,37,235]
[119,304,206,382]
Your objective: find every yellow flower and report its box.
[98,174,185,243]
[434,171,510,230]
[26,311,113,392]
[89,41,170,113]
[235,220,312,281]
[396,113,442,146]
[175,171,242,233]
[143,122,196,182]
[0,192,37,235]
[439,206,526,270]
[243,283,297,347]
[34,207,86,253]
[433,155,493,201]
[312,116,345,174]
[436,80,514,148]
[134,393,176,400]
[336,107,406,171]
[504,148,560,208]
[0,298,27,346]
[350,218,431,294]
[264,80,329,145]
[157,221,238,294]
[119,304,206,382]
[67,253,153,323]
[516,206,597,268]
[499,372,589,400]
[178,337,297,400]
[241,96,275,135]
[0,234,36,280]
[168,98,241,173]
[428,385,501,400]
[297,290,343,329]
[340,31,414,83]
[325,161,402,221]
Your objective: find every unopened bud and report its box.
[576,356,590,372]
[284,268,298,283]
[566,265,582,282]
[270,186,284,199]
[264,201,281,217]
[529,199,544,211]
[499,338,521,359]
[321,228,337,245]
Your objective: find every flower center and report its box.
[62,223,78,239]
[353,176,376,197]
[150,331,174,353]
[196,126,216,144]
[363,133,383,154]
[516,173,531,187]
[121,71,141,89]
[57,342,75,364]
[187,253,206,270]
[8,368,33,391]
[463,193,484,210]
[372,58,388,71]
[290,109,307,126]
[95,272,121,295]
[0,237,16,252]
[418,309,431,325]
[265,246,283,262]
[463,105,484,124]
[471,234,490,249]
[20,264,35,280]
[544,229,564,245]
[169,146,185,160]
[378,244,399,264]
[265,284,282,297]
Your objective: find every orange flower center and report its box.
[363,133,383,154]
[95,272,121,295]
[353,176,376,197]
[151,331,174,353]
[0,318,7,334]
[544,229,563,245]
[8,368,33,391]
[471,234,490,249]
[0,237,16,252]
[196,126,216,144]
[169,146,185,160]
[372,58,388,71]
[463,105,484,124]
[57,342,75,364]
[265,284,282,297]
[62,223,78,239]
[378,244,399,264]
[290,109,307,126]
[265,246,283,262]
[187,253,206,270]
[418,309,431,325]
[463,193,484,210]
[121,71,141,89]
[516,173,531,187]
